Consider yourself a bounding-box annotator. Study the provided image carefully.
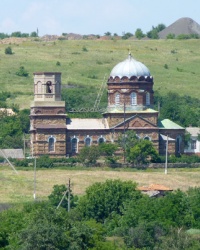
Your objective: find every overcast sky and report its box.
[0,0,200,36]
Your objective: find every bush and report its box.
[82,46,88,52]
[13,159,29,167]
[5,47,13,55]
[36,155,54,168]
[16,66,29,77]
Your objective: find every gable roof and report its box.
[138,184,173,191]
[186,127,200,137]
[158,119,184,129]
[112,114,157,129]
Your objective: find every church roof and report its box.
[67,118,109,130]
[110,53,151,78]
[158,119,184,129]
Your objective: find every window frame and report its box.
[131,92,137,106]
[146,92,150,106]
[115,93,120,106]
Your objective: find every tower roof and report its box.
[110,53,151,78]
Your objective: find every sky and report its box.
[0,0,200,36]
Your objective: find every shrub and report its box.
[36,155,54,168]
[56,61,61,66]
[164,64,169,69]
[5,46,13,55]
[16,66,29,77]
[13,159,29,167]
[82,46,88,52]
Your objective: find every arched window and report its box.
[144,136,150,140]
[46,81,53,93]
[36,81,42,94]
[146,92,150,105]
[115,93,120,105]
[85,136,91,146]
[98,136,105,144]
[48,137,55,152]
[131,92,137,105]
[71,138,78,153]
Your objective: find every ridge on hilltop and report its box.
[158,17,200,38]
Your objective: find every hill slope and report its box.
[0,38,200,109]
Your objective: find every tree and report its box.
[99,143,118,156]
[30,31,38,37]
[147,24,166,39]
[135,28,145,39]
[48,184,77,210]
[77,179,141,222]
[104,31,111,36]
[122,32,133,40]
[127,140,159,164]
[78,145,100,164]
[118,130,139,159]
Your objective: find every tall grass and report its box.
[0,38,200,109]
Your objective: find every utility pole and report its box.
[33,156,36,200]
[165,135,168,175]
[68,178,71,212]
[123,102,126,163]
[57,179,71,211]
[31,140,37,200]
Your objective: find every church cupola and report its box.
[107,53,154,112]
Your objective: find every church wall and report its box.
[104,112,158,128]
[33,129,66,157]
[107,81,154,107]
[66,130,112,155]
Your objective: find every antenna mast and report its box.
[93,74,107,111]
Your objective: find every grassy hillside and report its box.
[0,38,200,109]
[1,167,200,203]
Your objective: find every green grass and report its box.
[0,38,200,109]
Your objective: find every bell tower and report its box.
[30,72,67,157]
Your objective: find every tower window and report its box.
[146,92,150,105]
[115,93,120,105]
[46,81,53,93]
[131,92,137,105]
[71,138,78,153]
[48,137,55,152]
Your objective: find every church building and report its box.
[30,54,185,157]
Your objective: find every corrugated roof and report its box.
[186,127,200,137]
[138,184,173,191]
[0,149,24,159]
[67,118,109,130]
[158,119,184,129]
[160,134,175,141]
